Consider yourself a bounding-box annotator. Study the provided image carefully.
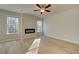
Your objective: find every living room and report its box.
[0,4,79,54]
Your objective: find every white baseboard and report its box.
[46,35,79,45]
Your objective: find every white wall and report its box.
[21,14,38,39]
[44,7,79,44]
[0,9,41,42]
[0,9,21,42]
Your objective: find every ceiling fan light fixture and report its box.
[40,9,45,12]
[34,4,51,14]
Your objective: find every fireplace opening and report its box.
[25,28,35,34]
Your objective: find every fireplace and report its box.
[25,28,35,34]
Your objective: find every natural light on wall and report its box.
[37,20,42,32]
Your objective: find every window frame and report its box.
[37,20,42,33]
[7,16,19,34]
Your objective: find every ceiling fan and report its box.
[34,4,51,14]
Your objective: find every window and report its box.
[7,16,19,34]
[37,20,42,32]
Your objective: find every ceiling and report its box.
[0,4,79,18]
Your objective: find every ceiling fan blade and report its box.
[45,10,50,12]
[45,4,51,9]
[36,4,41,8]
[34,9,39,11]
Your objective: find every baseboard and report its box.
[46,35,79,45]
